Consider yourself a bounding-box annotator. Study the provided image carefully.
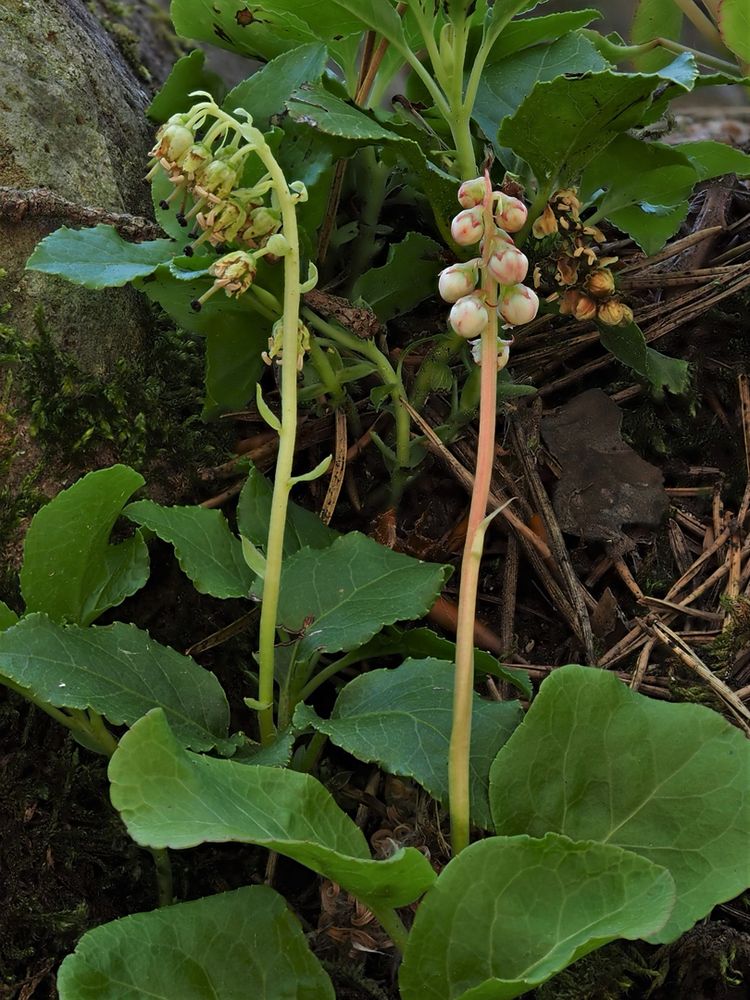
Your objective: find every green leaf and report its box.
[473,33,608,146]
[488,0,544,33]
[237,465,338,556]
[295,658,522,829]
[717,0,750,66]
[26,225,176,290]
[326,0,408,51]
[399,833,675,1000]
[253,532,451,658]
[352,232,442,321]
[598,321,689,395]
[487,10,603,62]
[499,70,661,188]
[147,49,226,123]
[630,0,684,71]
[582,135,697,252]
[233,728,296,767]
[490,665,750,943]
[675,139,750,180]
[0,602,19,632]
[0,615,230,752]
[57,884,335,1000]
[20,465,149,626]
[225,43,328,131]
[124,500,253,599]
[110,709,436,907]
[346,626,532,696]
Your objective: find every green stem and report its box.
[254,144,304,747]
[295,731,328,773]
[446,15,476,179]
[308,337,346,406]
[344,148,389,294]
[368,902,409,953]
[593,33,741,74]
[151,848,174,907]
[448,176,499,855]
[410,1,451,93]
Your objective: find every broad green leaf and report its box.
[487,10,603,62]
[352,232,442,321]
[26,225,175,290]
[20,465,149,626]
[675,139,750,180]
[224,43,328,132]
[631,0,684,71]
[717,0,750,66]
[57,885,335,1000]
[582,135,697,252]
[488,0,544,33]
[0,615,230,752]
[295,658,522,829]
[326,0,408,51]
[349,626,532,697]
[0,602,19,632]
[598,322,689,395]
[147,50,225,123]
[253,532,451,658]
[490,665,750,943]
[237,465,338,556]
[399,833,675,1000]
[473,33,608,146]
[124,500,253,599]
[499,70,661,189]
[233,728,296,767]
[110,709,436,907]
[135,265,269,417]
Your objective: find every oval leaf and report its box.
[252,532,451,657]
[295,658,523,829]
[20,465,149,625]
[238,465,338,556]
[400,833,675,1000]
[57,884,334,999]
[490,665,750,943]
[109,709,436,908]
[0,615,230,752]
[717,0,750,66]
[124,500,254,599]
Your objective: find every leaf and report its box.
[399,833,675,1000]
[295,658,522,829]
[110,709,436,907]
[325,0,408,51]
[499,70,662,189]
[124,500,253,599]
[675,139,750,180]
[473,33,608,146]
[487,10,603,63]
[0,615,230,752]
[487,0,545,33]
[26,225,176,290]
[57,885,335,1000]
[20,465,149,626]
[581,135,697,253]
[233,728,296,767]
[0,602,19,632]
[238,465,338,556]
[352,233,442,321]
[717,0,750,66]
[631,0,684,71]
[253,532,451,658]
[225,43,328,131]
[598,321,689,395]
[147,49,226,123]
[490,665,750,943]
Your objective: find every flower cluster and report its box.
[146,96,305,312]
[531,188,633,327]
[438,176,539,368]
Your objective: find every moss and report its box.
[706,597,750,675]
[533,942,658,999]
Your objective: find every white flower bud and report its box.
[438,262,479,303]
[197,160,238,198]
[450,294,489,338]
[498,284,539,326]
[451,206,484,246]
[486,245,529,286]
[150,121,193,163]
[495,195,528,234]
[457,177,486,208]
[470,335,512,369]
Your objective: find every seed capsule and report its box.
[498,284,539,326]
[585,268,616,298]
[449,294,489,338]
[598,299,634,327]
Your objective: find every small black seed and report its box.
[190,299,202,312]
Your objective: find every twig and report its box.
[0,186,162,241]
[500,534,519,655]
[320,408,348,525]
[630,637,657,691]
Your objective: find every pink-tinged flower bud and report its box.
[451,206,484,246]
[449,294,489,338]
[495,195,528,234]
[498,284,539,326]
[487,245,529,286]
[438,262,478,303]
[457,177,486,208]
